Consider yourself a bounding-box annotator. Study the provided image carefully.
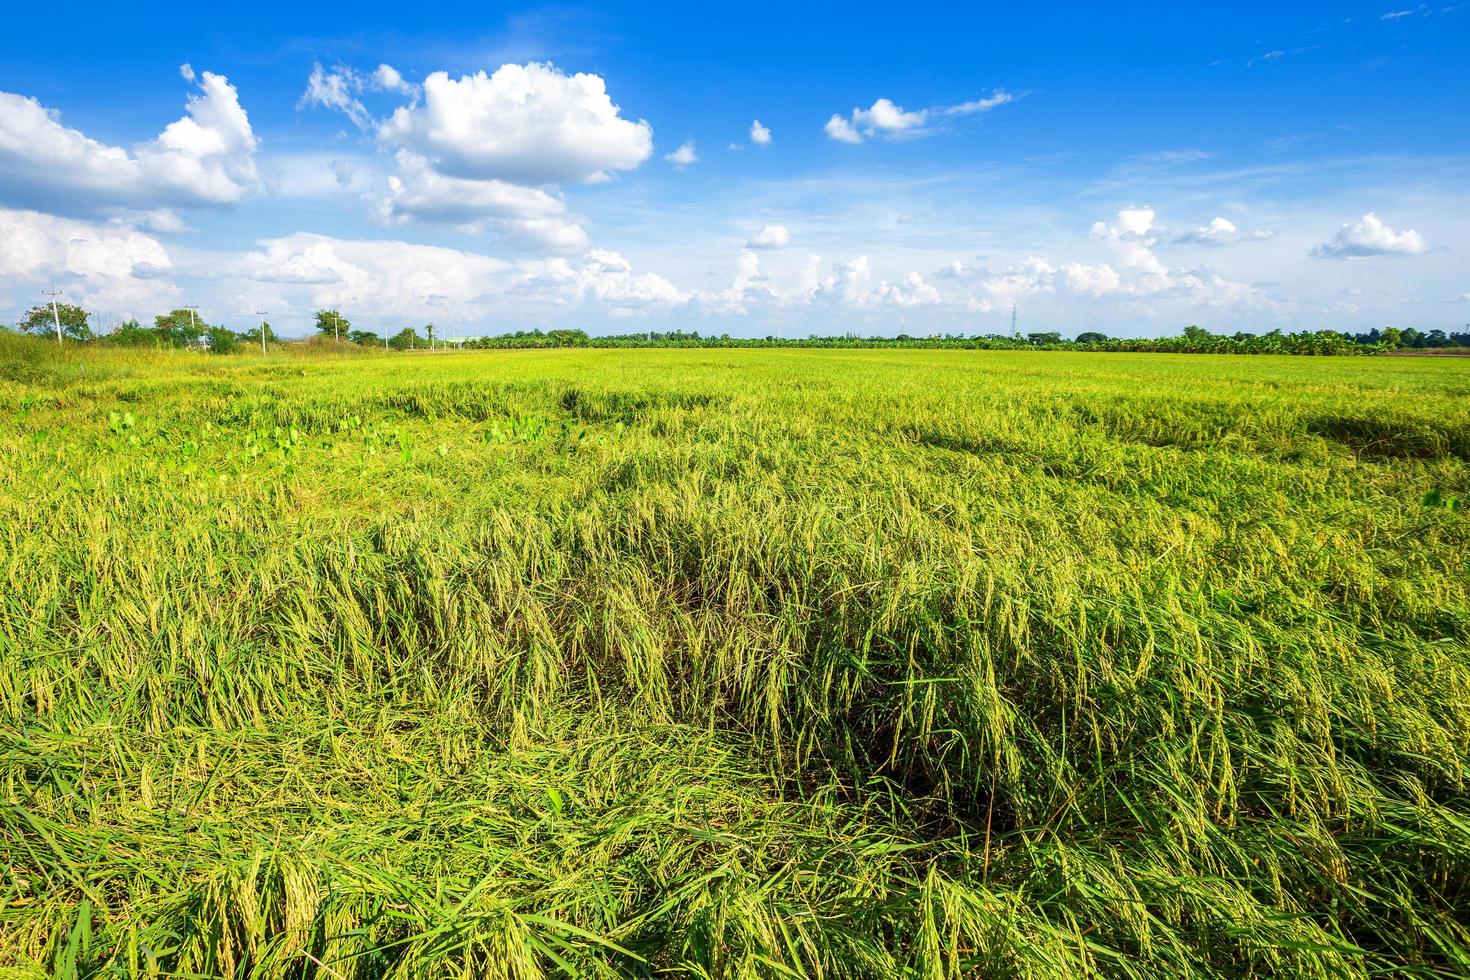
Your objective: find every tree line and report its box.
[7,303,1468,356]
[453,324,1470,355]
[4,305,445,353]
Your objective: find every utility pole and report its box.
[332,312,341,343]
[384,327,389,352]
[1011,303,1018,335]
[255,311,269,356]
[44,289,63,346]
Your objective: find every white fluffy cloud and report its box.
[664,141,698,168]
[0,67,258,218]
[749,119,772,145]
[344,61,654,251]
[377,63,653,186]
[1092,212,1264,308]
[374,64,413,95]
[824,114,863,144]
[513,248,686,314]
[374,150,587,250]
[1060,261,1124,296]
[826,99,926,143]
[746,223,790,249]
[242,232,511,323]
[948,236,1254,313]
[0,208,178,312]
[1311,212,1431,258]
[1174,216,1275,246]
[825,90,1015,143]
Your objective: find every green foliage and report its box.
[20,302,91,340]
[153,309,206,347]
[346,329,381,346]
[389,326,425,350]
[452,325,1466,354]
[1,347,1468,977]
[315,309,350,337]
[105,319,158,347]
[200,325,238,354]
[241,321,277,348]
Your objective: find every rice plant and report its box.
[2,339,1468,977]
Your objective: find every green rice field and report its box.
[2,339,1469,977]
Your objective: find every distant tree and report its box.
[154,309,205,347]
[241,322,277,348]
[204,325,240,354]
[389,327,424,350]
[21,303,92,341]
[425,323,435,348]
[1074,331,1109,344]
[107,319,157,347]
[546,328,590,347]
[1026,331,1063,346]
[347,329,380,345]
[1380,326,1402,348]
[315,310,349,339]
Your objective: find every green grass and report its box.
[2,337,1468,978]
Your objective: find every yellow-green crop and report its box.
[2,335,1468,977]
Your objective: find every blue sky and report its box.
[2,1,1467,337]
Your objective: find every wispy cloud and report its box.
[824,90,1019,144]
[1247,43,1326,67]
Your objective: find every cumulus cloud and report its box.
[1174,216,1275,246]
[824,114,863,144]
[0,68,258,217]
[746,223,790,249]
[1080,207,1264,305]
[825,90,1015,143]
[373,150,586,250]
[826,98,926,143]
[1090,207,1158,242]
[749,119,771,145]
[513,248,686,315]
[377,63,653,185]
[664,141,698,168]
[1311,212,1431,258]
[1089,207,1172,279]
[972,257,1058,309]
[307,60,649,251]
[698,249,780,315]
[0,207,178,312]
[793,255,942,309]
[373,64,413,95]
[1060,261,1123,296]
[242,232,511,322]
